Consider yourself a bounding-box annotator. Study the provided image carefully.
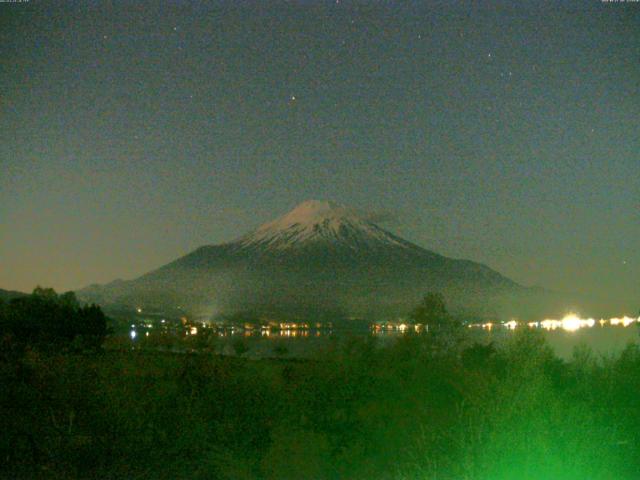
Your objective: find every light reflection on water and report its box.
[466,315,640,359]
[126,315,639,360]
[468,315,638,333]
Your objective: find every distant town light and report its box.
[561,314,582,332]
[610,316,636,327]
[540,319,561,330]
[539,314,597,332]
[130,330,137,340]
[468,314,636,332]
[504,320,518,330]
[136,307,142,313]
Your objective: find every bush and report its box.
[0,287,108,351]
[0,320,638,479]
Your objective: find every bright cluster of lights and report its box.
[469,314,638,332]
[610,316,636,327]
[372,323,424,334]
[504,320,518,330]
[539,314,596,332]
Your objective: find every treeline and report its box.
[0,287,108,351]
[2,330,640,478]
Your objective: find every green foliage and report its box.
[410,292,462,332]
[272,342,289,357]
[231,337,249,356]
[0,322,638,479]
[410,293,464,354]
[0,287,108,351]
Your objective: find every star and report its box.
[173,26,178,32]
[290,95,297,102]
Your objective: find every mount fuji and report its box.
[79,200,539,320]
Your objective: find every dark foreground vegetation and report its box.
[1,291,640,479]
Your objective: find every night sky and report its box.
[1,1,638,312]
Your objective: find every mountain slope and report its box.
[0,288,28,303]
[79,200,531,320]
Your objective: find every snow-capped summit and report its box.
[235,200,411,252]
[265,200,347,225]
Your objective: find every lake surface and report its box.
[124,323,640,361]
[456,325,638,360]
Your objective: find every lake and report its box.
[123,320,640,361]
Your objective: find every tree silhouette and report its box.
[0,287,108,350]
[410,292,451,328]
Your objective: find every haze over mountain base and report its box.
[79,201,590,321]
